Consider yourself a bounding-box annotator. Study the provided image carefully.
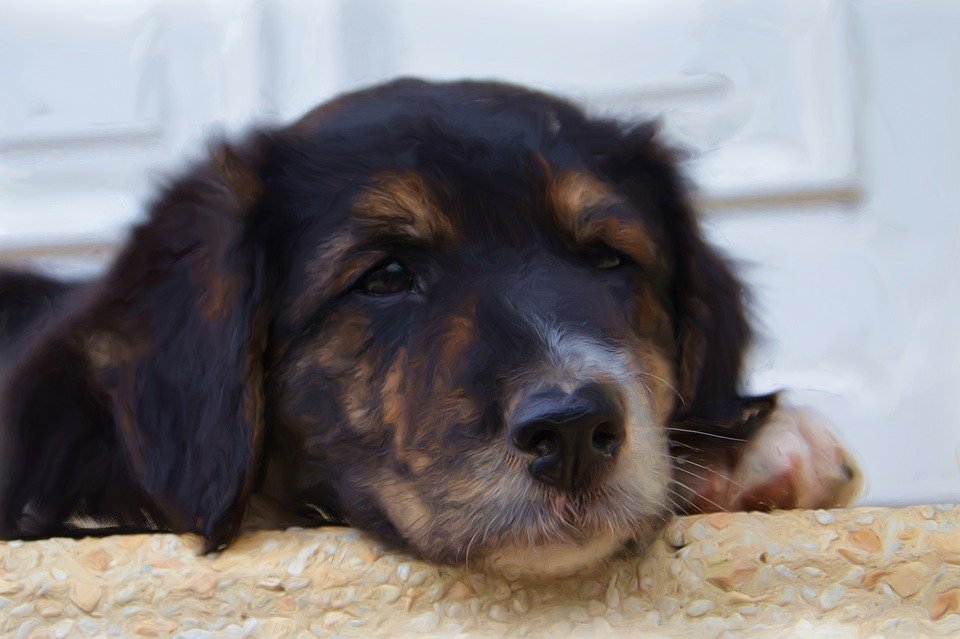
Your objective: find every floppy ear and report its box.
[669,214,777,439]
[597,123,776,438]
[0,142,268,551]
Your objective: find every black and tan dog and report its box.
[0,79,860,576]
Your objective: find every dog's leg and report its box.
[671,405,864,514]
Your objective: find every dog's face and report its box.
[253,81,755,574]
[266,135,679,574]
[1,80,767,575]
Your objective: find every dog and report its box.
[0,79,861,576]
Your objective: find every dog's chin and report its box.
[480,528,634,578]
[477,507,667,578]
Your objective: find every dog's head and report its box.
[1,79,771,575]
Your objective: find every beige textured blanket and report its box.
[2,505,959,638]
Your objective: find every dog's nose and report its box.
[510,384,625,492]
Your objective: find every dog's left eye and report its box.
[359,260,416,296]
[582,246,624,270]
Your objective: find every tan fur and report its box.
[550,171,658,268]
[292,232,366,322]
[381,347,409,444]
[550,171,622,221]
[194,261,240,323]
[211,145,262,213]
[440,315,476,366]
[84,331,138,374]
[352,172,454,241]
[302,314,380,437]
[375,477,435,549]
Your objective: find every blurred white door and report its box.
[0,0,856,265]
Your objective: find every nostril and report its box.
[533,432,557,457]
[516,428,559,458]
[591,421,623,455]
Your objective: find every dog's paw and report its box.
[672,405,864,514]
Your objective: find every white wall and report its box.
[0,0,956,505]
[712,0,960,505]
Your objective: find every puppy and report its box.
[0,79,861,576]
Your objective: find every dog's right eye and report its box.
[358,260,416,296]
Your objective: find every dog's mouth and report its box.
[478,486,670,576]
[377,477,670,577]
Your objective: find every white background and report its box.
[0,0,957,506]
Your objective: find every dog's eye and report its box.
[592,253,622,270]
[582,246,624,270]
[359,260,416,296]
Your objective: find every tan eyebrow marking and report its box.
[352,171,454,241]
[550,171,622,221]
[549,171,658,267]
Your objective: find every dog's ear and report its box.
[0,141,269,550]
[596,123,776,437]
[669,215,777,439]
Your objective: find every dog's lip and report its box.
[542,487,606,514]
[522,490,628,535]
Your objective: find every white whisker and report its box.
[665,427,747,443]
[671,478,728,513]
[635,370,684,407]
[672,455,743,489]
